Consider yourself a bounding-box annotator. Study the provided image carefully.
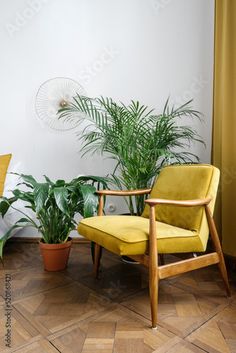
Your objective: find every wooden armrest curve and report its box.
[96,189,152,196]
[145,197,212,207]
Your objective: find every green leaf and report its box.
[53,187,69,214]
[0,218,30,259]
[0,199,10,216]
[18,174,37,187]
[0,197,17,217]
[34,183,49,213]
[79,184,98,218]
[12,189,34,203]
[55,179,66,187]
[43,175,54,185]
[16,218,31,223]
[76,175,109,190]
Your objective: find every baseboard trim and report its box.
[9,237,90,244]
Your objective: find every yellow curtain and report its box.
[213,0,236,256]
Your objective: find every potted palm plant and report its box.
[0,173,108,270]
[59,96,204,215]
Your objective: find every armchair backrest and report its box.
[0,154,12,197]
[142,164,220,235]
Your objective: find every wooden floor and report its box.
[0,242,236,353]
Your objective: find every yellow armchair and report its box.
[0,154,12,196]
[78,164,230,328]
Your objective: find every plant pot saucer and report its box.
[121,256,140,265]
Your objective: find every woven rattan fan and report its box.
[35,77,86,131]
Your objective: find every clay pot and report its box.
[39,238,72,271]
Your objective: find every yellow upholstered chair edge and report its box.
[0,154,12,196]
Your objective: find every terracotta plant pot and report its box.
[39,238,72,271]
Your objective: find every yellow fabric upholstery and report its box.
[79,216,202,255]
[0,154,12,196]
[78,164,220,255]
[142,164,220,252]
[142,165,217,229]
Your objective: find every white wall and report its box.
[0,0,215,236]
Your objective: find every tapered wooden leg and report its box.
[149,265,158,329]
[149,205,159,328]
[206,206,231,297]
[94,243,102,279]
[217,259,231,297]
[93,195,104,278]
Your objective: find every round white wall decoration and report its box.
[35,77,86,132]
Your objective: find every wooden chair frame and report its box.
[93,189,231,329]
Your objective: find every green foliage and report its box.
[59,96,204,215]
[0,174,108,257]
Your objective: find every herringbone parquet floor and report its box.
[0,241,236,353]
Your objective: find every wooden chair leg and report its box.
[149,265,158,329]
[94,243,102,279]
[93,195,104,278]
[217,258,231,297]
[149,205,159,329]
[206,206,231,297]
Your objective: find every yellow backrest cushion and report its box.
[142,164,220,233]
[0,154,12,196]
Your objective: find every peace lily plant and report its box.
[59,95,204,215]
[0,173,108,268]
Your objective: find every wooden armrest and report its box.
[145,196,212,207]
[96,189,152,196]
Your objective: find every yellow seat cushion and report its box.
[78,215,203,255]
[0,154,12,196]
